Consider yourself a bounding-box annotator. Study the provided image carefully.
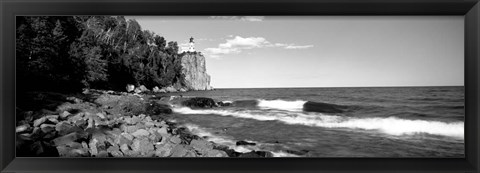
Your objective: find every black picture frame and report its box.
[1,0,479,172]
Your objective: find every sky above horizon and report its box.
[126,16,464,88]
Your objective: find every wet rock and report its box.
[16,124,31,133]
[217,101,232,107]
[182,97,217,108]
[131,129,150,138]
[236,140,256,146]
[146,102,172,115]
[213,144,242,157]
[132,138,154,155]
[238,151,274,158]
[286,149,310,155]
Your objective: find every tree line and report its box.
[16,16,185,93]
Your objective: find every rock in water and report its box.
[179,53,212,91]
[182,97,217,108]
[236,140,256,146]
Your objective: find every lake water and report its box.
[161,86,464,157]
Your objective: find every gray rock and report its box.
[131,129,150,138]
[206,149,228,157]
[60,111,72,119]
[171,145,196,157]
[33,117,47,127]
[190,139,213,153]
[96,112,106,119]
[157,127,168,135]
[138,85,149,92]
[55,121,83,136]
[52,132,88,146]
[40,124,56,133]
[170,136,182,144]
[16,124,31,133]
[56,142,89,157]
[107,145,124,157]
[124,126,138,133]
[131,138,154,155]
[126,84,135,92]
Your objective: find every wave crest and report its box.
[173,107,464,139]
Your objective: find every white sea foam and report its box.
[257,99,307,111]
[173,107,464,139]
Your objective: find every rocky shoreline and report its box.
[16,89,273,157]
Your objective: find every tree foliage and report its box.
[16,16,184,92]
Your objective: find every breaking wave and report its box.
[174,107,464,139]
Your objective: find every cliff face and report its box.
[179,53,212,90]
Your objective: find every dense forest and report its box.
[16,16,185,93]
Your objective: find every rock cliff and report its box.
[179,53,212,90]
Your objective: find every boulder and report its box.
[33,117,47,127]
[145,101,172,115]
[40,124,56,133]
[182,97,217,108]
[126,84,135,92]
[55,121,83,136]
[190,139,213,154]
[170,136,182,144]
[138,85,149,92]
[152,86,161,93]
[206,149,228,157]
[238,151,274,158]
[107,145,124,157]
[56,142,89,157]
[217,101,232,107]
[52,132,88,146]
[131,129,150,138]
[164,86,177,93]
[179,88,188,92]
[60,111,72,119]
[131,138,154,155]
[236,140,256,146]
[170,145,195,157]
[154,143,174,157]
[16,124,31,133]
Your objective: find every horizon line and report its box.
[212,85,464,89]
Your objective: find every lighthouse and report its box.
[188,37,195,52]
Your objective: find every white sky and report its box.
[126,16,464,88]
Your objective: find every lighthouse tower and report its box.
[188,37,195,52]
